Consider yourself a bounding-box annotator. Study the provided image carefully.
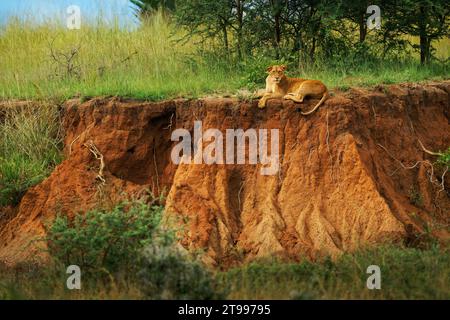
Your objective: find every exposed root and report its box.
[370,100,377,121]
[439,167,448,193]
[153,146,160,195]
[416,139,448,194]
[163,113,174,130]
[418,139,443,157]
[237,181,245,213]
[326,110,336,183]
[377,143,447,192]
[69,123,94,155]
[84,139,106,194]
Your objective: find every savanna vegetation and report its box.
[0,102,62,206]
[0,1,448,100]
[0,0,449,300]
[0,197,448,300]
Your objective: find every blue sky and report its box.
[0,0,137,26]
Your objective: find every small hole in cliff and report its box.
[127,146,136,154]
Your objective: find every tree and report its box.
[270,0,286,56]
[173,0,449,64]
[393,0,449,64]
[131,0,176,18]
[175,0,235,53]
[235,0,246,58]
[283,0,325,62]
[330,0,375,43]
[242,0,288,58]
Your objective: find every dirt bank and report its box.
[0,82,449,266]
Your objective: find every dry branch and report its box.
[84,140,106,193]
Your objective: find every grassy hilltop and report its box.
[0,12,448,101]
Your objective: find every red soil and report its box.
[0,82,449,267]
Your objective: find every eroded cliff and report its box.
[0,82,449,266]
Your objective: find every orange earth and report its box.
[0,81,449,267]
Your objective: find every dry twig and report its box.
[84,140,106,194]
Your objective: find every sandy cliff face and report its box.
[0,82,449,266]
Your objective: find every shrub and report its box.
[46,198,170,277]
[138,245,225,299]
[237,54,284,90]
[437,147,450,167]
[46,198,223,299]
[408,186,423,207]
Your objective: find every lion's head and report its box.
[267,65,287,84]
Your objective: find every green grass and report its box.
[219,245,450,300]
[0,195,448,300]
[0,13,448,101]
[0,14,241,101]
[0,245,448,299]
[0,102,62,205]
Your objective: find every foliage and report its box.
[45,197,223,299]
[0,103,62,206]
[2,245,448,299]
[174,0,449,65]
[218,245,450,300]
[0,10,448,101]
[408,186,423,207]
[138,245,225,299]
[383,0,449,64]
[237,54,283,89]
[437,147,450,167]
[46,198,170,276]
[131,0,176,18]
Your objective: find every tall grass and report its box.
[0,13,240,100]
[0,12,448,101]
[218,245,450,300]
[0,102,62,205]
[0,245,448,299]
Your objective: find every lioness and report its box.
[257,65,328,115]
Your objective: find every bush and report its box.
[238,54,285,90]
[408,186,423,207]
[437,147,450,167]
[46,198,224,299]
[138,245,225,299]
[46,198,170,277]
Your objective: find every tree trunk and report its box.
[419,34,430,64]
[359,11,367,43]
[270,0,283,59]
[236,0,244,59]
[418,5,430,64]
[291,30,303,68]
[309,36,316,63]
[222,23,229,55]
[274,11,281,58]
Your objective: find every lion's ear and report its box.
[280,65,287,71]
[267,66,274,73]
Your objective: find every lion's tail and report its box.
[301,91,329,116]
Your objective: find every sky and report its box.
[0,0,138,26]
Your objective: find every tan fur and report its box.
[258,65,328,115]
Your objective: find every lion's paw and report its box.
[258,100,266,109]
